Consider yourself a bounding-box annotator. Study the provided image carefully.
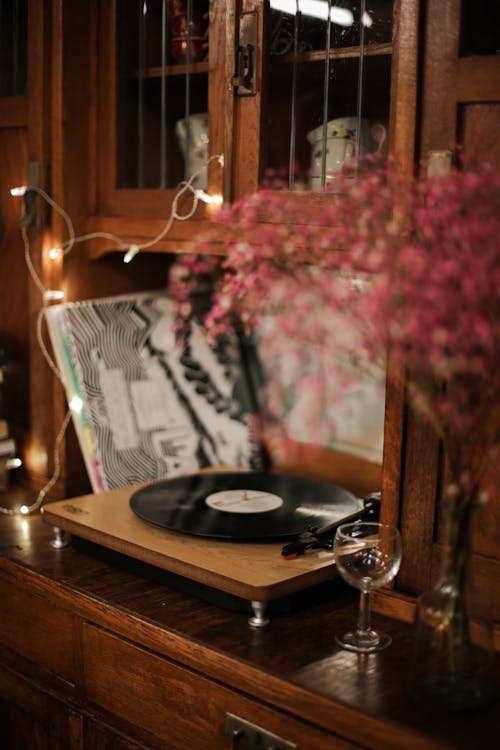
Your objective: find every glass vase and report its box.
[407,497,494,711]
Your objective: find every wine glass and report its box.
[333,521,402,653]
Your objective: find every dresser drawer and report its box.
[82,623,357,750]
[0,577,75,683]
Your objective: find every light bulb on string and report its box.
[43,290,64,302]
[123,244,139,264]
[5,457,22,470]
[195,190,223,205]
[69,395,83,414]
[121,152,225,263]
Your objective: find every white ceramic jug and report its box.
[175,112,209,189]
[307,116,386,191]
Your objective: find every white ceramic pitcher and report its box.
[307,116,386,191]
[175,112,209,189]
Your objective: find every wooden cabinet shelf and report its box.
[138,62,210,78]
[277,42,393,65]
[84,213,223,260]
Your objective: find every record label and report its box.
[205,489,283,514]
[130,471,360,541]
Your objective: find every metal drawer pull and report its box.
[231,728,244,749]
[224,713,297,750]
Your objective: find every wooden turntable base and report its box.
[42,482,344,624]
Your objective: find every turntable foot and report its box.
[248,600,269,628]
[50,526,69,549]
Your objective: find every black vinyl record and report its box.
[129,471,360,540]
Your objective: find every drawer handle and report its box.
[224,713,297,750]
[231,728,244,749]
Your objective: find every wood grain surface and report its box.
[0,511,498,750]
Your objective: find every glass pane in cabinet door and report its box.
[460,0,500,56]
[0,0,27,97]
[116,0,209,190]
[264,1,393,191]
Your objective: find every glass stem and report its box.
[358,590,371,634]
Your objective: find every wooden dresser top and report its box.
[0,509,498,750]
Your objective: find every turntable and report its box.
[42,471,379,627]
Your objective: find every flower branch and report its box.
[169,158,500,500]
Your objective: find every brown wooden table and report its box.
[0,509,498,749]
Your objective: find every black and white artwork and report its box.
[46,292,264,492]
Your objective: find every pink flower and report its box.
[168,161,500,500]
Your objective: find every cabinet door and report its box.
[229,1,418,489]
[0,0,30,482]
[420,0,500,169]
[389,0,500,629]
[83,718,154,750]
[0,671,82,750]
[233,0,417,198]
[90,0,234,257]
[0,578,76,683]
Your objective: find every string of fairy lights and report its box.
[0,154,224,517]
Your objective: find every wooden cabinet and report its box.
[81,623,353,749]
[0,515,497,749]
[52,0,417,495]
[5,1,418,504]
[0,674,83,750]
[1,0,498,657]
[79,1,417,256]
[0,578,76,683]
[87,0,232,257]
[233,0,416,198]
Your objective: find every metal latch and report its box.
[21,161,40,231]
[224,713,297,749]
[232,11,258,96]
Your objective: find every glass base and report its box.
[335,629,392,653]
